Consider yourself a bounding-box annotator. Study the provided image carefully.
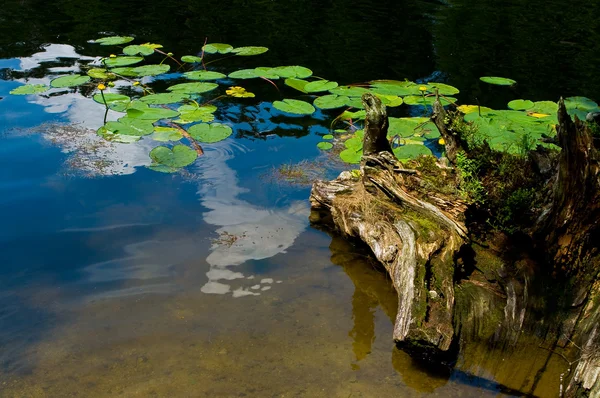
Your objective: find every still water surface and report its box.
[1,0,596,396]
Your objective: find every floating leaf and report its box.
[340,110,367,120]
[126,101,179,121]
[9,84,49,95]
[272,66,312,79]
[508,99,535,110]
[174,104,217,123]
[340,148,362,164]
[181,55,203,63]
[427,82,460,95]
[284,78,308,93]
[254,67,280,79]
[110,67,137,77]
[322,134,334,140]
[139,93,190,105]
[93,36,134,46]
[564,96,599,112]
[457,104,494,114]
[376,94,403,107]
[92,93,131,112]
[229,69,260,79]
[305,80,338,93]
[184,70,226,80]
[50,75,90,88]
[147,163,179,173]
[202,43,234,54]
[123,45,155,56]
[529,101,558,115]
[345,97,365,109]
[329,86,370,97]
[317,142,333,150]
[388,117,430,138]
[150,144,198,168]
[104,117,155,136]
[403,95,456,106]
[188,123,233,143]
[370,80,420,96]
[151,127,183,142]
[232,46,269,56]
[97,126,141,143]
[393,144,432,161]
[130,64,170,76]
[480,76,517,86]
[273,99,315,115]
[87,68,114,79]
[167,82,218,94]
[104,56,144,67]
[314,94,349,109]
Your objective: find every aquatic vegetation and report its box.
[8,35,600,172]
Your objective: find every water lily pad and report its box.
[97,126,141,143]
[92,93,131,112]
[508,99,535,110]
[150,144,198,168]
[104,56,144,68]
[202,43,234,54]
[174,104,217,123]
[123,45,155,56]
[181,55,203,63]
[103,117,154,136]
[323,134,334,140]
[403,95,456,106]
[167,82,218,94]
[151,127,183,142]
[427,82,460,95]
[339,148,362,164]
[254,67,280,79]
[130,64,170,76]
[393,144,432,161]
[284,78,308,93]
[50,75,90,88]
[314,94,349,109]
[457,104,494,115]
[87,68,114,79]
[184,70,227,80]
[140,93,190,105]
[232,46,269,56]
[108,67,135,77]
[188,123,233,143]
[273,99,315,115]
[345,97,365,109]
[94,36,134,46]
[10,84,49,95]
[229,69,260,79]
[126,101,179,121]
[480,76,517,86]
[305,80,338,93]
[564,96,598,112]
[329,86,370,97]
[272,66,312,79]
[370,81,420,96]
[376,94,403,107]
[147,163,179,173]
[529,101,558,115]
[317,142,333,150]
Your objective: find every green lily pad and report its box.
[139,93,190,105]
[9,84,49,95]
[104,117,155,136]
[174,104,217,124]
[564,96,598,112]
[92,93,131,112]
[508,99,535,110]
[305,80,338,93]
[376,94,403,107]
[322,134,334,140]
[150,144,198,168]
[50,75,90,88]
[181,55,203,63]
[317,142,333,150]
[480,76,517,86]
[329,86,370,97]
[284,78,308,93]
[188,123,233,143]
[339,148,362,164]
[403,95,457,106]
[273,99,315,115]
[130,64,170,76]
[388,117,430,138]
[93,36,134,46]
[393,144,432,161]
[232,46,269,56]
[123,45,155,56]
[184,70,227,80]
[126,101,179,121]
[229,69,260,79]
[87,68,114,79]
[104,56,144,68]
[167,82,219,94]
[427,82,460,95]
[147,163,180,173]
[314,94,349,109]
[369,80,420,96]
[271,66,312,79]
[151,127,183,142]
[345,97,365,109]
[529,101,558,115]
[110,67,137,77]
[97,126,141,143]
[253,67,280,79]
[202,43,234,54]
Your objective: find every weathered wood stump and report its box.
[310,93,468,350]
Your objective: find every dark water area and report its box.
[0,0,596,396]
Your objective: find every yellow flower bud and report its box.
[107,82,115,87]
[97,83,106,90]
[109,54,117,58]
[167,52,174,57]
[133,81,140,86]
[419,86,427,92]
[438,138,446,145]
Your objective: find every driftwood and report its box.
[311,93,468,350]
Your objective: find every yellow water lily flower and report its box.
[438,138,446,145]
[226,86,255,98]
[419,85,428,92]
[133,81,140,86]
[109,54,117,58]
[97,83,106,90]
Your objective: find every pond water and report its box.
[1,0,597,397]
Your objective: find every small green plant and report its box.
[455,151,486,205]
